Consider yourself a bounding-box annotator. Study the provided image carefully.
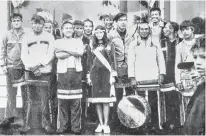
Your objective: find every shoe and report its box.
[71,131,81,135]
[103,125,110,134]
[56,128,68,134]
[19,126,31,134]
[95,124,103,133]
[43,126,54,134]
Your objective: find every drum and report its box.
[117,95,151,128]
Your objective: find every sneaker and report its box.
[103,125,110,134]
[95,124,103,133]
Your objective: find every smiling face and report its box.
[150,10,161,23]
[192,48,205,77]
[139,23,150,38]
[62,23,74,38]
[11,17,22,29]
[95,29,104,40]
[84,21,93,35]
[104,17,113,29]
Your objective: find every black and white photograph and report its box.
[0,0,205,135]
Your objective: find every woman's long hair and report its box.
[92,25,109,49]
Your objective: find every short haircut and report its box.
[150,7,161,15]
[191,35,205,52]
[61,21,73,30]
[73,20,84,26]
[168,21,179,32]
[10,13,22,21]
[180,20,195,30]
[83,18,94,27]
[113,13,127,22]
[138,21,150,32]
[31,14,45,23]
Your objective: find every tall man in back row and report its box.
[107,13,134,128]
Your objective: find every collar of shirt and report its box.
[139,36,153,47]
[83,33,93,40]
[11,28,25,37]
[182,37,196,48]
[149,20,165,28]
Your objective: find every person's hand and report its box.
[159,74,165,84]
[110,76,115,85]
[56,52,70,59]
[33,69,41,76]
[176,83,184,91]
[130,77,137,86]
[28,63,41,72]
[87,74,92,86]
[1,66,7,74]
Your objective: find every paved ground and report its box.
[0,117,183,135]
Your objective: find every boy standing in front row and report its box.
[54,20,84,135]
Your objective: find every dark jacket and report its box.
[184,78,205,135]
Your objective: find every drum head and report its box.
[117,95,151,128]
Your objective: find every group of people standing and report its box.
[0,6,205,135]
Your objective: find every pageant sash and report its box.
[93,49,115,97]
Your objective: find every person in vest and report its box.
[162,21,181,129]
[107,13,134,128]
[54,20,84,135]
[149,8,166,48]
[180,36,205,135]
[87,25,117,133]
[128,21,166,129]
[21,14,55,133]
[0,12,26,123]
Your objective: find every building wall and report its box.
[174,0,205,24]
[18,1,119,28]
[0,1,9,39]
[164,0,170,21]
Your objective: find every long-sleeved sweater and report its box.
[128,36,166,81]
[21,31,55,73]
[53,38,84,73]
